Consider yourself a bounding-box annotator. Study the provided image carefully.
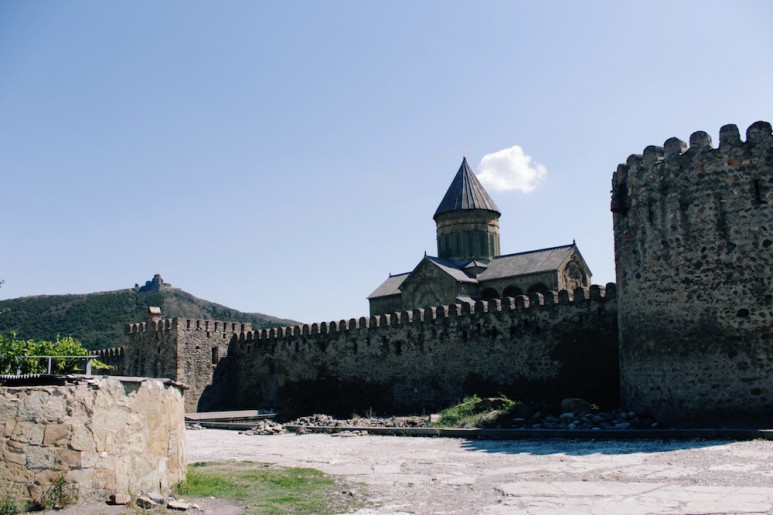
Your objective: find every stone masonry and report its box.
[118,317,250,412]
[611,121,773,425]
[96,120,772,427]
[219,285,618,417]
[0,376,186,503]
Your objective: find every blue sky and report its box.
[1,1,771,324]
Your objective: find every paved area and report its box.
[188,429,773,514]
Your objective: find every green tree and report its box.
[0,333,107,375]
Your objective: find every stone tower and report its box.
[434,157,501,264]
[611,121,773,425]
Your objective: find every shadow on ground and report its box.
[460,437,731,456]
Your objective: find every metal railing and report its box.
[19,355,97,376]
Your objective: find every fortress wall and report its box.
[220,284,618,416]
[123,319,250,412]
[90,346,124,373]
[611,121,773,425]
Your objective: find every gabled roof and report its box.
[424,256,477,284]
[478,243,585,281]
[368,255,479,300]
[434,157,500,219]
[367,273,409,299]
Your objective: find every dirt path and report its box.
[187,429,773,514]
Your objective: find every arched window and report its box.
[527,283,550,295]
[502,285,524,298]
[481,287,500,300]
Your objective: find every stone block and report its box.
[55,448,81,468]
[18,390,50,422]
[44,394,67,422]
[136,495,159,509]
[5,440,27,465]
[26,445,56,470]
[92,468,117,492]
[69,424,96,452]
[43,423,70,446]
[0,397,18,421]
[67,467,95,485]
[167,499,191,510]
[11,421,44,445]
[109,493,131,505]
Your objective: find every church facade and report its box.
[368,157,592,315]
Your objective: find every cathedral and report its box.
[368,157,592,315]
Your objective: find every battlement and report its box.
[238,283,615,344]
[612,121,773,215]
[124,318,252,334]
[612,120,773,425]
[91,347,124,359]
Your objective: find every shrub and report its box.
[0,333,109,375]
[0,494,19,515]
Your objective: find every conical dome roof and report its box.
[433,157,500,219]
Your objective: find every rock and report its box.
[561,397,593,415]
[136,495,158,509]
[109,493,131,505]
[243,420,286,435]
[613,422,631,430]
[167,499,191,510]
[147,491,165,504]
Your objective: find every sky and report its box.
[1,1,771,324]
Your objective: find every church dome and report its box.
[433,157,500,219]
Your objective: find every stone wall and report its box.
[611,121,773,425]
[122,319,250,413]
[217,284,618,417]
[0,376,186,503]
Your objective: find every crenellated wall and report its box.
[611,121,773,425]
[90,347,124,373]
[121,318,251,412]
[216,284,618,416]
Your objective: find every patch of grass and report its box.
[0,494,19,515]
[175,461,367,514]
[431,394,523,428]
[29,477,75,511]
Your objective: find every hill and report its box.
[0,275,299,350]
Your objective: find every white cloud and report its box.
[477,145,547,193]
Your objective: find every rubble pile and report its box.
[517,408,660,430]
[113,491,200,512]
[240,419,286,435]
[290,414,428,428]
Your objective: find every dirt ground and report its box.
[188,430,773,514]
[41,429,773,514]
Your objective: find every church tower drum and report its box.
[434,157,501,264]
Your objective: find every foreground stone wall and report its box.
[0,377,186,503]
[218,285,618,416]
[611,121,773,425]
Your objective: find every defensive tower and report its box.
[611,121,773,425]
[434,157,501,263]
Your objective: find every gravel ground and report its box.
[188,429,773,514]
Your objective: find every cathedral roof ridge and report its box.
[433,157,500,219]
[493,242,576,260]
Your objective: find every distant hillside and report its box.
[0,276,299,350]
